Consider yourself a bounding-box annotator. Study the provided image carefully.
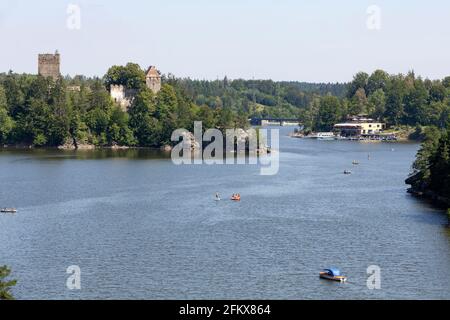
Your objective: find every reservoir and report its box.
[1,127,449,299]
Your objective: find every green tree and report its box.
[349,88,368,115]
[442,76,450,88]
[346,72,369,99]
[412,126,441,177]
[315,96,342,131]
[366,69,389,95]
[0,265,17,300]
[429,129,450,196]
[403,79,429,125]
[368,89,386,120]
[0,86,14,143]
[129,88,161,146]
[108,107,136,146]
[429,82,446,102]
[104,63,146,90]
[385,75,407,125]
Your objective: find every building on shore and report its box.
[38,51,60,80]
[333,116,385,137]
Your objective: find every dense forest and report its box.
[407,126,450,204]
[1,65,449,151]
[169,70,450,133]
[296,70,450,132]
[0,63,248,148]
[173,77,348,119]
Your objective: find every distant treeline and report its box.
[169,71,450,132]
[1,67,449,149]
[172,77,348,119]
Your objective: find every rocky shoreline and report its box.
[1,129,269,154]
[406,187,450,208]
[405,173,450,208]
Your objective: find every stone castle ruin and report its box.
[110,85,137,110]
[38,51,60,80]
[111,65,162,111]
[145,66,162,93]
[36,51,161,112]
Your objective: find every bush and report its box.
[0,265,16,300]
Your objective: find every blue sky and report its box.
[1,0,449,82]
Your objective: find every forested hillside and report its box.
[407,126,450,204]
[1,66,449,149]
[172,77,348,119]
[0,64,248,148]
[301,70,450,131]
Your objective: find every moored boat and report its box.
[1,208,17,213]
[319,268,347,282]
[317,132,335,140]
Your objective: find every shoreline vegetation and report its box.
[405,126,450,209]
[289,125,425,142]
[1,67,449,149]
[0,265,16,300]
[0,63,252,151]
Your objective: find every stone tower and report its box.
[145,66,161,94]
[38,51,60,80]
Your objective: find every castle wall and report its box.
[110,84,136,111]
[110,66,162,112]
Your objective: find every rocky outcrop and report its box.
[171,128,269,154]
[160,145,172,152]
[58,138,95,150]
[179,131,201,151]
[110,143,129,150]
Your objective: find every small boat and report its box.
[352,160,359,165]
[1,208,17,213]
[231,194,241,201]
[343,170,352,175]
[317,132,335,140]
[319,268,347,282]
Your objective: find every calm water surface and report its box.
[1,127,449,299]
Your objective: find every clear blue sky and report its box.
[1,0,449,82]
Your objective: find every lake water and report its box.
[1,127,449,299]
